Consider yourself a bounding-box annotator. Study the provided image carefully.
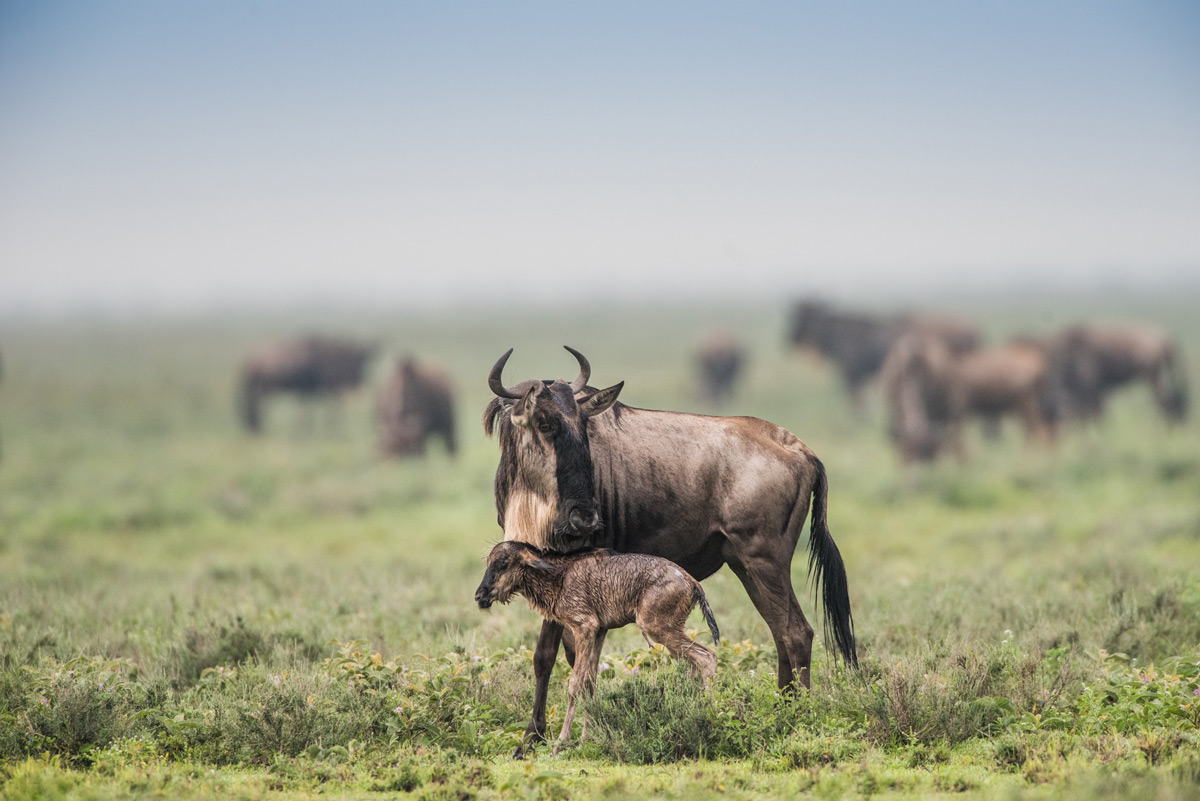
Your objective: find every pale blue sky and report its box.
[2,1,1198,312]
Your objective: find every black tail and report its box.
[692,584,721,646]
[806,458,858,667]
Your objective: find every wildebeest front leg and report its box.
[515,619,563,759]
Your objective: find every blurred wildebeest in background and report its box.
[1045,323,1188,423]
[483,346,856,755]
[787,299,980,407]
[882,334,1057,462]
[377,356,457,457]
[696,331,745,405]
[238,336,376,433]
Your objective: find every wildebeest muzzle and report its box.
[474,573,495,609]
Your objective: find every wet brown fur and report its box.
[475,541,719,753]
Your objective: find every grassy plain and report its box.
[2,295,1199,800]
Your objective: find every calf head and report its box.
[475,541,555,609]
[483,346,623,553]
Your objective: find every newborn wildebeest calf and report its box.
[475,540,720,754]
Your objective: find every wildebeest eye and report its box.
[537,421,553,434]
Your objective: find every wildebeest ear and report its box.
[510,385,538,427]
[529,559,555,571]
[580,381,623,416]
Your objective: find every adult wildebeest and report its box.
[483,346,856,756]
[238,336,375,433]
[881,333,1057,462]
[377,356,457,457]
[475,541,720,754]
[1046,324,1187,423]
[788,300,980,407]
[696,331,745,405]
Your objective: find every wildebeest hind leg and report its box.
[726,555,815,689]
[516,619,563,758]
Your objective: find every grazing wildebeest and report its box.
[475,540,720,754]
[1046,324,1187,423]
[880,333,961,462]
[881,333,1057,462]
[696,332,745,405]
[377,356,457,457]
[787,300,979,407]
[483,346,856,756]
[238,336,375,433]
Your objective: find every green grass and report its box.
[2,295,1199,799]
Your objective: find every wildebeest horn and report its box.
[488,349,543,400]
[565,346,591,393]
[488,349,524,399]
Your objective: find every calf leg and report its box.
[553,627,604,755]
[515,620,563,759]
[639,619,717,681]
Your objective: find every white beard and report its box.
[502,489,557,549]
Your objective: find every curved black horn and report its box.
[565,346,591,392]
[488,349,526,399]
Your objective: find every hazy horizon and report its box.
[3,2,1198,314]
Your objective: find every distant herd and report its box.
[237,300,1188,465]
[784,300,1187,462]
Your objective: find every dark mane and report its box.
[483,397,510,438]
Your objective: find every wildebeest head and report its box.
[483,347,623,553]
[474,540,554,609]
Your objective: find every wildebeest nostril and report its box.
[568,507,600,534]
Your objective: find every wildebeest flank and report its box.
[475,541,719,754]
[238,336,375,433]
[377,356,456,456]
[483,346,856,755]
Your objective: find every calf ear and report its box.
[580,381,623,417]
[529,559,555,571]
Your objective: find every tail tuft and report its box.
[807,458,858,667]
